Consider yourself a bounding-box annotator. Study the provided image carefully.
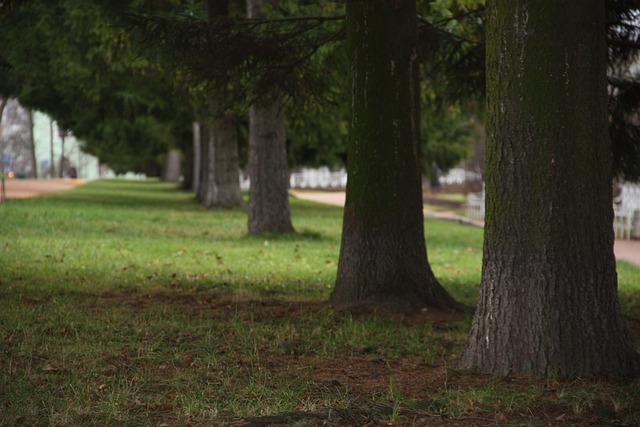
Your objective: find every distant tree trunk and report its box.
[49,119,55,178]
[0,97,6,158]
[182,143,194,190]
[330,0,459,311]
[58,128,67,178]
[455,0,640,377]
[161,149,181,183]
[247,98,294,234]
[189,121,201,192]
[197,116,243,208]
[0,97,6,127]
[27,109,37,178]
[213,113,243,206]
[197,123,215,204]
[196,0,243,209]
[246,0,294,235]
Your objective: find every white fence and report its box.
[240,167,348,190]
[290,167,347,189]
[242,166,480,191]
[614,183,640,239]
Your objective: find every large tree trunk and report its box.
[246,0,294,235]
[247,98,294,234]
[329,0,458,311]
[456,0,640,377]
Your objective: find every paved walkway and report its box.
[290,190,640,267]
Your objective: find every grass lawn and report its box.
[1,179,639,426]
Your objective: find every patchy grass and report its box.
[0,179,639,426]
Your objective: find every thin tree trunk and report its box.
[198,123,215,205]
[182,143,194,190]
[330,0,459,311]
[27,109,37,178]
[0,97,6,128]
[0,97,5,203]
[456,0,640,377]
[191,122,201,192]
[58,131,65,178]
[0,97,6,167]
[246,0,294,235]
[49,119,55,178]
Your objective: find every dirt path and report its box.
[291,190,640,267]
[1,178,87,199]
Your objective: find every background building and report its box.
[1,98,102,180]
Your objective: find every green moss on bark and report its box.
[331,0,459,311]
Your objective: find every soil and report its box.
[96,291,640,427]
[1,178,87,199]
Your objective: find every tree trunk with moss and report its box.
[456,0,640,377]
[330,0,459,311]
[247,0,294,235]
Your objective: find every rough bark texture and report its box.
[196,0,243,209]
[197,117,243,209]
[246,0,294,235]
[247,99,294,234]
[456,0,640,377]
[329,0,458,311]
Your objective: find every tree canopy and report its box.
[3,0,640,179]
[0,0,194,174]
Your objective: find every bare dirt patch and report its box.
[2,178,86,199]
[84,290,638,426]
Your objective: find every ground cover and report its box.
[1,179,639,426]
